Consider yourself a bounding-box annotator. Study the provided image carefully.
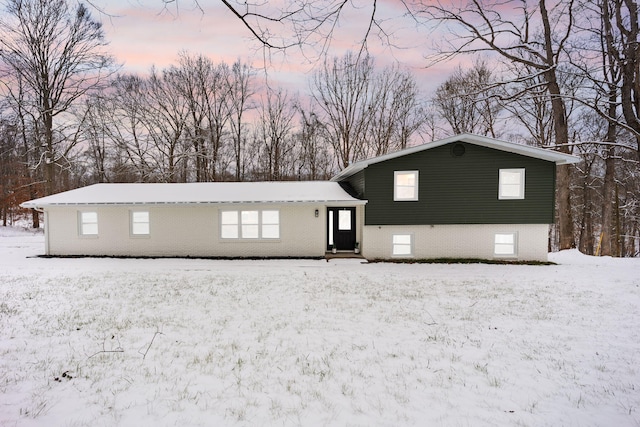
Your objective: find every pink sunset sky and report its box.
[90,0,458,95]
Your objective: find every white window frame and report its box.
[261,210,280,239]
[392,234,414,257]
[241,210,260,238]
[78,211,98,237]
[394,171,419,201]
[220,211,239,239]
[130,211,150,237]
[220,209,280,240]
[494,232,518,257]
[498,168,525,200]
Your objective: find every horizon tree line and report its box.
[0,0,639,256]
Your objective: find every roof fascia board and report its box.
[21,199,368,209]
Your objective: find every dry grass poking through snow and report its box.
[0,233,639,426]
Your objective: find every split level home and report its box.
[21,134,580,261]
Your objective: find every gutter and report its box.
[21,200,369,208]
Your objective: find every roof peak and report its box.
[331,133,580,182]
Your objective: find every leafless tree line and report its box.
[75,52,428,184]
[0,2,431,224]
[424,1,640,256]
[1,0,639,256]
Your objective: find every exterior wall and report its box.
[362,142,556,225]
[341,170,365,199]
[362,223,550,262]
[44,203,331,258]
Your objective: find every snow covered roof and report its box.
[20,182,366,208]
[331,133,581,182]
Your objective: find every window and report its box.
[338,210,352,230]
[499,169,525,199]
[221,211,239,238]
[241,210,259,238]
[392,234,413,256]
[261,210,280,239]
[494,233,517,256]
[394,171,419,201]
[79,211,98,236]
[131,211,150,236]
[220,210,280,239]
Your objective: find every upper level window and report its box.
[499,169,525,200]
[131,211,150,236]
[394,171,419,201]
[221,210,280,240]
[79,211,98,236]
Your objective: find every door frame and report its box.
[327,207,356,251]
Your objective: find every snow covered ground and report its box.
[0,226,638,427]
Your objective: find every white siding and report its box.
[362,224,549,262]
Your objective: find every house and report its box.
[21,134,579,261]
[20,182,365,258]
[332,133,579,261]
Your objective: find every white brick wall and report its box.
[43,204,547,261]
[362,223,550,262]
[45,204,328,258]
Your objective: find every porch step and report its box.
[325,252,365,260]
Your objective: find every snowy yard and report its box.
[0,227,639,427]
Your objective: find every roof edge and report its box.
[21,199,368,209]
[331,133,581,181]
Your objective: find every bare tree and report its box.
[296,108,333,180]
[145,67,190,182]
[105,74,156,181]
[311,52,375,168]
[0,114,24,226]
[227,60,256,181]
[171,52,233,181]
[216,0,392,59]
[419,0,579,250]
[256,87,297,180]
[607,0,640,151]
[433,59,504,137]
[0,0,115,195]
[311,51,433,167]
[368,65,428,155]
[80,92,111,183]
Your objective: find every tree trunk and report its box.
[546,75,574,250]
[44,108,55,196]
[601,141,616,256]
[579,176,594,255]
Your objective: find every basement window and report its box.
[392,234,413,257]
[494,233,517,257]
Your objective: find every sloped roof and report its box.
[331,133,581,182]
[20,182,365,208]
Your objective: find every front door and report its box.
[327,207,356,251]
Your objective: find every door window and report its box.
[338,210,351,230]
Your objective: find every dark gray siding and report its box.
[341,169,365,199]
[359,142,556,225]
